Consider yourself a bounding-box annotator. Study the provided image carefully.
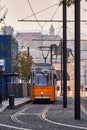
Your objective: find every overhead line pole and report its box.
[50,45,52,65]
[60,40,63,95]
[75,0,80,120]
[63,0,67,108]
[27,47,30,59]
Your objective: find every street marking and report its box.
[11,99,87,130]
[81,105,87,116]
[42,108,87,130]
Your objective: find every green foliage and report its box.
[15,51,33,82]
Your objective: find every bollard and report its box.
[9,95,14,109]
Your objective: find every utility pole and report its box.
[63,0,67,108]
[0,67,2,105]
[60,39,63,95]
[50,45,52,65]
[27,47,30,59]
[75,0,80,120]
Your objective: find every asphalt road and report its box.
[0,97,87,130]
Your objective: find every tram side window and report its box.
[53,74,57,86]
[30,72,35,85]
[49,72,53,86]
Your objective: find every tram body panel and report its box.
[29,63,58,102]
[30,86,56,101]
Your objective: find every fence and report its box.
[7,83,30,98]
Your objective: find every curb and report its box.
[0,98,30,112]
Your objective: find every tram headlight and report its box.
[41,92,44,95]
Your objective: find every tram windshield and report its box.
[35,73,48,86]
[30,69,56,86]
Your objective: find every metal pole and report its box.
[75,0,80,120]
[63,0,67,108]
[5,76,8,100]
[0,67,2,105]
[84,69,86,84]
[50,45,52,65]
[60,40,63,95]
[44,57,46,63]
[27,47,30,59]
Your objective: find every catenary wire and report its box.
[21,3,59,20]
[27,0,42,28]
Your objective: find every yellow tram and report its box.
[30,63,58,102]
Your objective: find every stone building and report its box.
[16,24,61,63]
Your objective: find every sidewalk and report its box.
[0,97,30,112]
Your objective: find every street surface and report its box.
[0,97,86,130]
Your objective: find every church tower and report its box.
[49,24,55,35]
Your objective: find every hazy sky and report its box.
[1,0,87,38]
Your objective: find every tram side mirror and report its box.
[57,85,60,91]
[53,74,58,81]
[45,73,49,79]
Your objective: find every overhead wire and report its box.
[25,1,61,31]
[23,0,87,41]
[50,4,60,20]
[27,0,42,29]
[26,0,63,47]
[41,2,60,30]
[21,3,59,20]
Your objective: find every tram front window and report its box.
[36,73,48,86]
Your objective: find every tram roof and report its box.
[31,63,55,70]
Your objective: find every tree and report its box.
[0,2,8,24]
[15,51,33,82]
[1,26,14,35]
[59,0,84,7]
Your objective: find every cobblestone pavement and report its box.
[46,97,87,130]
[81,97,87,110]
[0,97,86,130]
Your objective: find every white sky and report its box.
[1,0,87,38]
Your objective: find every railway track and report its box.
[10,97,87,130]
[11,101,52,125]
[0,97,87,130]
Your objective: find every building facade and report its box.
[16,25,61,63]
[0,35,18,98]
